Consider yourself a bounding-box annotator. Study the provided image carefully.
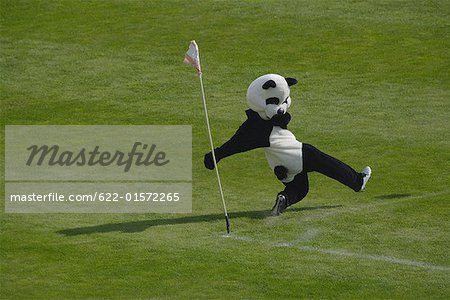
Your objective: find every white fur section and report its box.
[246,74,291,120]
[264,126,303,183]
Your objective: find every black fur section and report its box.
[212,110,273,162]
[262,80,276,89]
[274,165,288,180]
[285,77,298,86]
[271,112,291,129]
[265,97,280,105]
[204,152,216,170]
[203,110,291,169]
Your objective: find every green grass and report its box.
[1,0,449,299]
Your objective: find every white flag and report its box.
[183,40,202,75]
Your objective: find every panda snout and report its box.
[277,108,285,115]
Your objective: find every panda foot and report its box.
[271,194,288,216]
[358,166,372,192]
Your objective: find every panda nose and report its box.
[277,108,285,115]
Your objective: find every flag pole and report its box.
[184,40,230,234]
[198,73,230,235]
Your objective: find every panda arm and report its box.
[212,111,291,160]
[217,121,271,158]
[204,118,272,169]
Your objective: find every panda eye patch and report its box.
[266,97,280,105]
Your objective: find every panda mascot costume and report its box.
[204,74,371,215]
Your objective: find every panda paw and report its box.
[274,165,288,180]
[204,152,215,170]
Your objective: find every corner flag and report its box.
[183,40,202,75]
[183,40,230,234]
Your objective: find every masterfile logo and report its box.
[6,125,191,181]
[5,125,192,213]
[25,142,170,172]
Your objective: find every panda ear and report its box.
[285,77,298,86]
[262,80,276,90]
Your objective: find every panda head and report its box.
[246,74,298,120]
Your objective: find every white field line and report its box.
[272,228,320,247]
[221,233,450,272]
[302,189,450,221]
[353,189,450,210]
[297,246,450,272]
[219,190,450,271]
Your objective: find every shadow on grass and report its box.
[374,193,411,200]
[57,205,343,236]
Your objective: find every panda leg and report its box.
[302,143,363,192]
[271,172,309,215]
[282,172,310,206]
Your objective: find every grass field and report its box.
[1,0,449,299]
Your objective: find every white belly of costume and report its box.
[264,126,303,183]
